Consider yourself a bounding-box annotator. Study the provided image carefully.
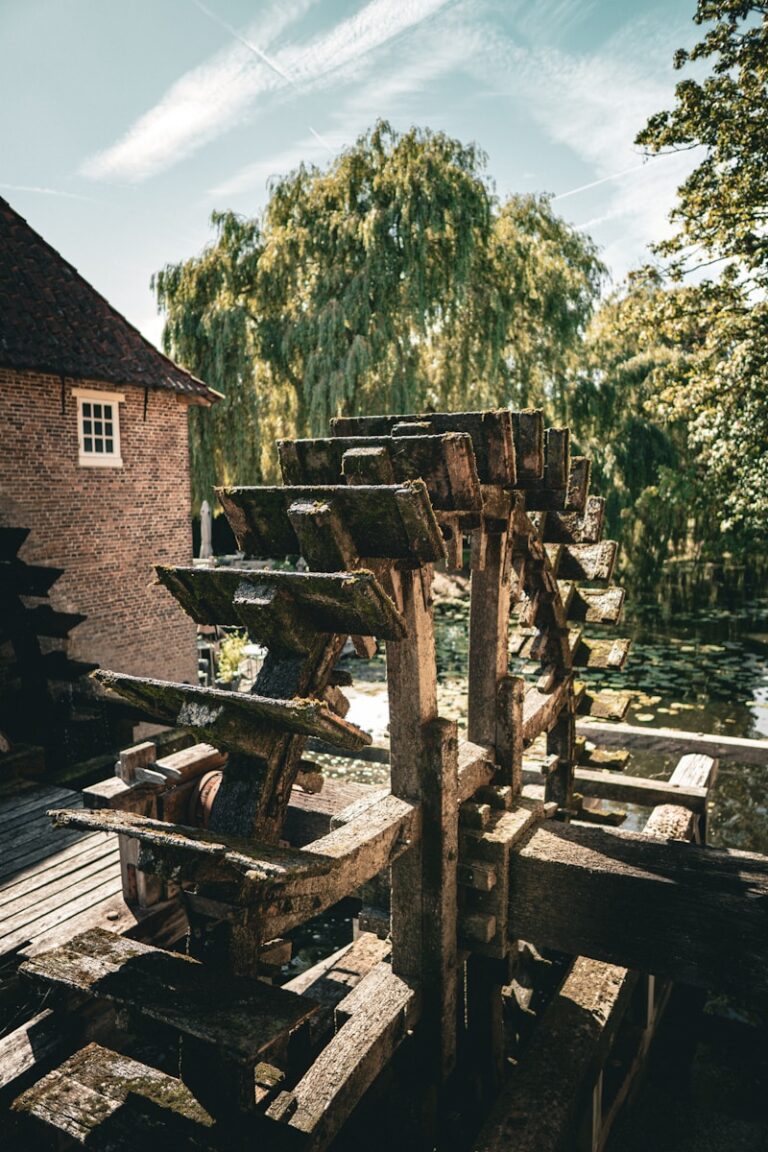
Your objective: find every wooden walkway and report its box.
[0,785,126,962]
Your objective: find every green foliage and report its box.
[154,122,602,509]
[217,630,247,684]
[637,1,768,290]
[581,0,768,589]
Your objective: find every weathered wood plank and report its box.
[546,541,617,583]
[12,1042,216,1147]
[472,959,636,1152]
[508,823,768,1002]
[576,721,768,764]
[217,482,445,565]
[331,409,516,486]
[644,753,717,843]
[278,433,482,513]
[50,797,419,941]
[523,765,708,812]
[563,584,625,624]
[21,928,320,1066]
[272,964,418,1149]
[92,671,371,754]
[156,565,406,645]
[543,495,605,543]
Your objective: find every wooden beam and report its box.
[508,822,768,1003]
[269,965,418,1151]
[521,766,708,813]
[576,721,768,765]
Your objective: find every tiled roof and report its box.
[0,197,219,403]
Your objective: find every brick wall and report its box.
[0,369,199,684]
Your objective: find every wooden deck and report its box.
[0,785,132,962]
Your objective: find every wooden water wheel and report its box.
[9,409,765,1152]
[0,526,93,770]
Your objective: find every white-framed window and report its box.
[73,388,124,467]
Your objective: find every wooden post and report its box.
[546,685,576,811]
[465,524,515,1099]
[386,565,438,988]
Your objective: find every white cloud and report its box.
[81,0,453,184]
[212,12,477,200]
[473,12,699,280]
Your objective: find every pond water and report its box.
[324,595,768,854]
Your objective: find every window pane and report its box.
[84,437,93,452]
[95,438,104,452]
[82,402,91,417]
[94,421,103,436]
[104,420,113,436]
[93,404,102,418]
[105,439,114,453]
[83,419,92,434]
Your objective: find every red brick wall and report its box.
[0,369,199,684]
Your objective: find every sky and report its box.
[1,0,701,349]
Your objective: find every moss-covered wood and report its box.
[217,481,445,565]
[156,565,406,648]
[331,409,517,485]
[278,432,482,512]
[21,928,320,1064]
[543,495,605,544]
[91,671,370,753]
[12,1042,216,1147]
[546,540,618,582]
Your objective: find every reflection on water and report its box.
[325,596,768,855]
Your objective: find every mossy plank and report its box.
[331,409,516,485]
[21,929,320,1065]
[278,433,482,512]
[156,565,406,644]
[92,671,371,754]
[562,583,625,624]
[13,1042,216,1148]
[546,540,618,583]
[544,495,605,544]
[217,481,445,565]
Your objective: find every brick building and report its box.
[0,197,219,692]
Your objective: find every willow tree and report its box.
[154,121,603,509]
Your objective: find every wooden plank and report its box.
[385,566,437,991]
[644,753,717,843]
[0,834,114,905]
[563,584,625,624]
[284,933,391,1003]
[0,828,92,886]
[522,677,573,744]
[473,958,636,1152]
[92,670,371,754]
[156,565,406,644]
[0,839,117,922]
[544,495,605,544]
[508,822,768,1001]
[523,766,708,812]
[546,541,617,583]
[271,965,417,1150]
[509,410,544,480]
[50,798,418,941]
[576,721,768,764]
[457,740,496,802]
[0,1009,63,1096]
[1,874,124,957]
[12,1042,215,1146]
[217,481,445,565]
[278,433,482,512]
[0,786,78,830]
[331,409,516,486]
[577,690,631,722]
[21,928,320,1065]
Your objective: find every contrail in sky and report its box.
[553,159,654,202]
[191,0,295,84]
